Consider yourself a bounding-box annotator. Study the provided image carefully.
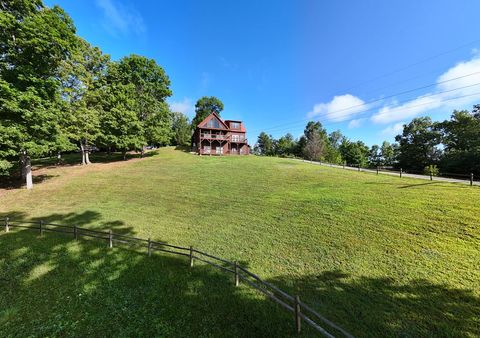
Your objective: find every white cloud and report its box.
[169,98,193,116]
[348,118,365,129]
[380,122,405,137]
[371,55,480,124]
[307,94,366,122]
[96,0,145,36]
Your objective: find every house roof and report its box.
[197,112,239,130]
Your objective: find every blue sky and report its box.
[46,0,480,146]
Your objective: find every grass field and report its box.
[1,147,479,337]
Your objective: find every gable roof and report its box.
[197,112,230,130]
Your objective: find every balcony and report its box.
[200,133,229,140]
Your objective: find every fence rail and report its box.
[294,159,479,186]
[1,217,353,338]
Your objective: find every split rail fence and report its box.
[2,217,354,338]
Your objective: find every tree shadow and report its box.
[268,270,480,337]
[0,174,57,190]
[0,226,302,337]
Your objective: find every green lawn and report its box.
[1,147,479,337]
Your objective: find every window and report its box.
[231,122,240,129]
[203,145,211,154]
[231,134,239,142]
[207,118,220,128]
[216,146,223,154]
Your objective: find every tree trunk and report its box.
[122,150,127,161]
[85,148,91,165]
[57,152,62,165]
[21,152,33,189]
[80,142,86,165]
[141,146,145,158]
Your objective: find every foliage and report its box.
[275,133,295,156]
[423,164,439,176]
[255,132,275,156]
[191,96,224,128]
[171,112,192,146]
[339,139,369,167]
[395,117,442,172]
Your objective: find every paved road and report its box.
[292,159,479,186]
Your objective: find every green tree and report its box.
[302,121,329,160]
[395,117,442,172]
[438,109,480,175]
[380,141,397,166]
[255,132,275,156]
[369,144,382,167]
[58,37,110,164]
[0,0,77,188]
[339,139,370,167]
[191,96,224,128]
[276,133,296,156]
[110,55,173,155]
[171,112,192,147]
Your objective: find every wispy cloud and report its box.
[371,55,480,124]
[348,118,366,129]
[96,0,146,36]
[169,98,193,116]
[380,122,405,137]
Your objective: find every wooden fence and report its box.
[2,217,354,338]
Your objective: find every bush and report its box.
[424,165,439,176]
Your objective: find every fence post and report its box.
[295,295,301,334]
[471,173,474,186]
[108,229,113,248]
[189,246,194,267]
[400,168,403,178]
[74,225,78,240]
[148,238,152,257]
[39,220,44,237]
[5,217,9,233]
[234,261,239,287]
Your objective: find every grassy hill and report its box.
[1,147,479,337]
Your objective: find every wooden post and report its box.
[234,261,239,287]
[39,220,44,237]
[471,173,474,186]
[148,238,152,257]
[295,295,301,334]
[5,217,9,233]
[108,229,113,248]
[376,167,379,175]
[189,246,194,267]
[74,225,78,240]
[400,168,403,178]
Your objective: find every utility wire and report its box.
[249,74,480,134]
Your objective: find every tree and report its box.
[171,112,192,147]
[303,133,325,161]
[438,109,480,175]
[0,0,77,187]
[276,133,296,156]
[380,141,397,166]
[255,132,275,156]
[339,139,369,167]
[369,144,382,167]
[191,96,224,128]
[395,117,442,172]
[58,37,110,165]
[109,54,172,155]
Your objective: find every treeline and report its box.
[255,105,480,176]
[0,0,194,186]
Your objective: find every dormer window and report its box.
[231,122,240,129]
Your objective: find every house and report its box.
[193,112,249,155]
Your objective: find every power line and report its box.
[250,88,480,136]
[249,71,480,135]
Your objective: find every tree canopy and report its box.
[191,96,224,128]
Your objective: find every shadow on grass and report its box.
[270,270,480,337]
[1,212,478,337]
[0,225,298,337]
[0,174,57,191]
